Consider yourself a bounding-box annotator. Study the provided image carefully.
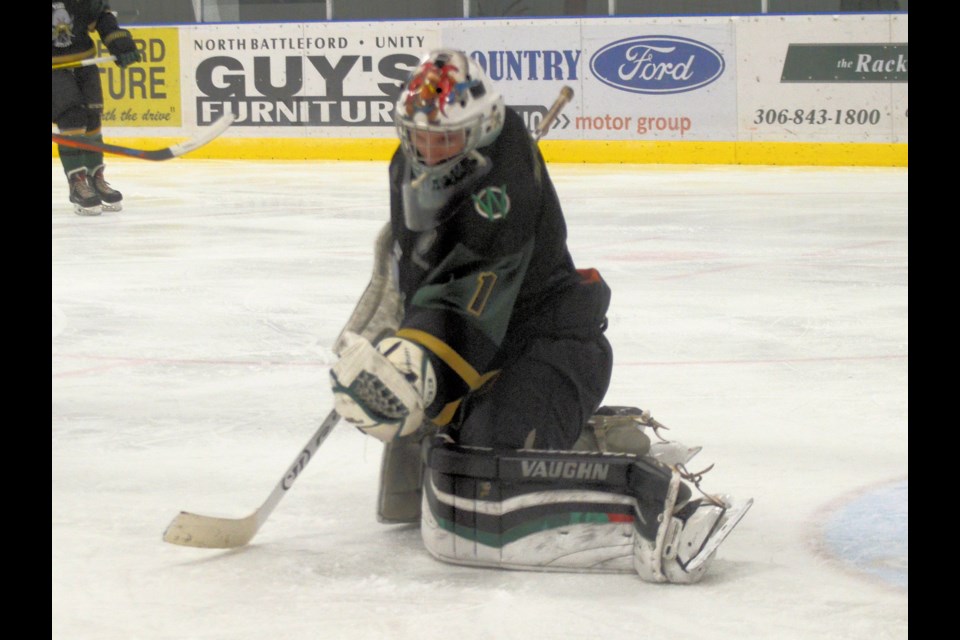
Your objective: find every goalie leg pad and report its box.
[420,440,672,574]
[573,405,652,455]
[419,439,750,583]
[633,486,753,584]
[575,405,702,466]
[377,437,425,524]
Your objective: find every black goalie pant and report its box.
[453,333,613,450]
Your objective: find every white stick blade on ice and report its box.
[162,410,340,549]
[163,511,260,549]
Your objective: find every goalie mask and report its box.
[395,49,505,183]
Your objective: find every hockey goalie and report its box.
[329,48,751,584]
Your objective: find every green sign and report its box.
[781,44,907,82]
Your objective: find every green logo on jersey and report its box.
[472,186,510,221]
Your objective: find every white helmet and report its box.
[395,49,505,179]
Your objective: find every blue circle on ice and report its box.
[820,479,908,589]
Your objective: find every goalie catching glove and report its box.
[331,332,437,442]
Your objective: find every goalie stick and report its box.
[163,222,398,549]
[162,409,340,548]
[534,85,574,142]
[52,112,236,161]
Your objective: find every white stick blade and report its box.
[163,510,258,549]
[169,112,237,157]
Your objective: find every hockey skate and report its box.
[633,466,753,584]
[68,169,101,216]
[90,165,123,212]
[670,495,754,576]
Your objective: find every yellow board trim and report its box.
[53,138,907,167]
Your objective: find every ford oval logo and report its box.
[590,36,725,94]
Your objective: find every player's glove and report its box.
[104,29,142,68]
[330,332,436,442]
[116,50,142,67]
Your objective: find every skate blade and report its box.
[73,204,102,216]
[101,201,122,212]
[685,497,753,573]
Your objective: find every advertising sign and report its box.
[736,14,907,143]
[581,20,737,142]
[180,22,440,137]
[90,15,906,162]
[99,27,182,127]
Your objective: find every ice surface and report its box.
[52,158,907,639]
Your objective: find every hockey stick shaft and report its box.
[162,409,341,548]
[52,55,117,70]
[163,223,398,549]
[534,85,574,142]
[52,112,236,161]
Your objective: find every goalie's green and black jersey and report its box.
[52,1,122,64]
[388,107,611,427]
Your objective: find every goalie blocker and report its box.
[419,438,752,584]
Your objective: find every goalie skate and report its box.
[675,496,753,576]
[631,491,753,584]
